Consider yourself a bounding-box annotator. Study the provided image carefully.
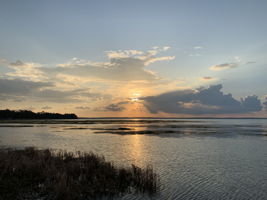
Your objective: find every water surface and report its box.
[0,119,266,199]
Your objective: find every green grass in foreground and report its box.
[0,147,159,200]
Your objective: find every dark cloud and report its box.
[200,76,217,81]
[0,78,102,103]
[142,84,262,115]
[0,94,25,101]
[202,77,213,80]
[104,101,128,112]
[245,61,256,64]
[0,78,52,95]
[210,59,255,71]
[10,60,24,66]
[263,98,267,108]
[241,95,263,111]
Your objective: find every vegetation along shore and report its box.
[0,147,159,200]
[0,109,77,120]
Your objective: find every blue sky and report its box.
[0,0,266,117]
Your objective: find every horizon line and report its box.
[78,117,267,119]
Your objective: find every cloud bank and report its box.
[142,84,262,115]
[0,78,101,103]
[0,79,52,95]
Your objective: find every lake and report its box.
[0,119,267,199]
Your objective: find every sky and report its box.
[0,0,267,117]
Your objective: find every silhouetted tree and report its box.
[0,109,78,119]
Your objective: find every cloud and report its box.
[245,61,256,64]
[0,78,52,95]
[75,106,90,110]
[1,47,175,104]
[209,57,255,71]
[210,62,239,71]
[152,46,170,51]
[48,57,158,81]
[9,60,24,66]
[41,106,52,110]
[199,76,217,82]
[241,95,263,112]
[46,47,175,81]
[104,101,129,112]
[263,97,267,108]
[144,56,175,66]
[33,89,102,103]
[0,58,9,65]
[0,56,112,104]
[194,46,203,50]
[0,78,102,103]
[142,84,262,115]
[34,89,80,103]
[0,78,63,102]
[6,60,46,81]
[106,50,143,59]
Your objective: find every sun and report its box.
[131,97,139,102]
[131,92,141,102]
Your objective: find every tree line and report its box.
[0,109,78,119]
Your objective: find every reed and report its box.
[0,147,159,200]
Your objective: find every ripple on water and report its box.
[0,119,267,199]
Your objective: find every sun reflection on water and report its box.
[124,125,147,165]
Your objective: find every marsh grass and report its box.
[0,147,159,200]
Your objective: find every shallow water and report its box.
[0,119,267,199]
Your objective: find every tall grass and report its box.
[0,147,159,200]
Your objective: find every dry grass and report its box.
[0,147,159,200]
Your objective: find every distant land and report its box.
[0,109,77,119]
[79,117,267,119]
[1,109,267,120]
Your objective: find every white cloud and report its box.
[210,62,239,71]
[47,47,175,81]
[0,47,176,107]
[152,46,170,51]
[163,46,171,51]
[106,50,143,59]
[144,56,175,66]
[6,60,46,81]
[193,46,203,50]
